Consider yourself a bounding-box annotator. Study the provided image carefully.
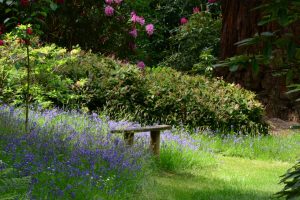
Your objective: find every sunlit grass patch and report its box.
[139,156,291,200]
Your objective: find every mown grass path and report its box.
[141,156,291,200]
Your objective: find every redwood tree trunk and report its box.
[220,0,262,59]
[218,0,300,121]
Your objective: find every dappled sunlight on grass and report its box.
[140,156,290,200]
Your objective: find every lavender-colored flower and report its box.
[137,61,145,69]
[131,11,138,23]
[114,0,123,4]
[193,7,200,13]
[105,0,113,4]
[136,16,145,26]
[145,24,154,36]
[180,17,188,25]
[208,0,217,3]
[104,5,114,16]
[0,105,152,198]
[129,28,138,38]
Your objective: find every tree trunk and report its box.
[218,0,300,121]
[220,0,263,59]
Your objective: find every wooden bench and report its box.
[110,125,171,156]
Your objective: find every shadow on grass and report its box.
[138,171,282,200]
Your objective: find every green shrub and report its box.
[0,33,87,109]
[95,65,267,134]
[142,67,267,134]
[161,12,221,72]
[0,36,267,133]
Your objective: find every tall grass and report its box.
[1,105,299,199]
[0,105,152,199]
[194,132,300,162]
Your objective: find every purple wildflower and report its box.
[114,0,123,4]
[105,0,113,4]
[145,24,154,36]
[129,28,138,38]
[137,61,145,69]
[180,17,188,25]
[136,16,145,26]
[104,5,114,16]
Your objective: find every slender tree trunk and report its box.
[25,44,30,132]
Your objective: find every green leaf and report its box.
[258,16,273,26]
[278,8,289,27]
[50,2,58,11]
[287,41,296,59]
[5,8,11,14]
[263,42,272,58]
[252,59,259,74]
[229,65,239,72]
[260,32,274,37]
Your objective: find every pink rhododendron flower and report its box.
[129,42,137,50]
[20,0,29,7]
[137,61,145,69]
[26,27,33,35]
[180,17,188,25]
[145,24,154,36]
[208,0,217,3]
[114,0,123,4]
[136,16,145,26]
[104,5,114,16]
[131,11,137,23]
[105,0,113,4]
[131,12,145,25]
[129,28,138,38]
[193,7,200,13]
[0,40,4,46]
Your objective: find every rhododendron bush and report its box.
[0,0,155,66]
[0,0,220,66]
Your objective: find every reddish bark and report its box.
[218,0,300,120]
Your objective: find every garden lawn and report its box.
[140,155,291,200]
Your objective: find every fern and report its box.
[276,159,300,200]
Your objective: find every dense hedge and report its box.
[0,38,267,134]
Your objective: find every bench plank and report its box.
[110,125,171,133]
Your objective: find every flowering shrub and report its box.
[162,12,221,72]
[133,0,221,66]
[0,0,154,66]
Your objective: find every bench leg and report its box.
[150,130,160,156]
[124,132,134,146]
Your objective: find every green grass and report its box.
[136,132,300,200]
[139,156,291,200]
[196,132,300,162]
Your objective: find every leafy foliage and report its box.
[276,159,300,200]
[0,33,85,109]
[161,12,221,72]
[0,36,267,133]
[142,67,267,134]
